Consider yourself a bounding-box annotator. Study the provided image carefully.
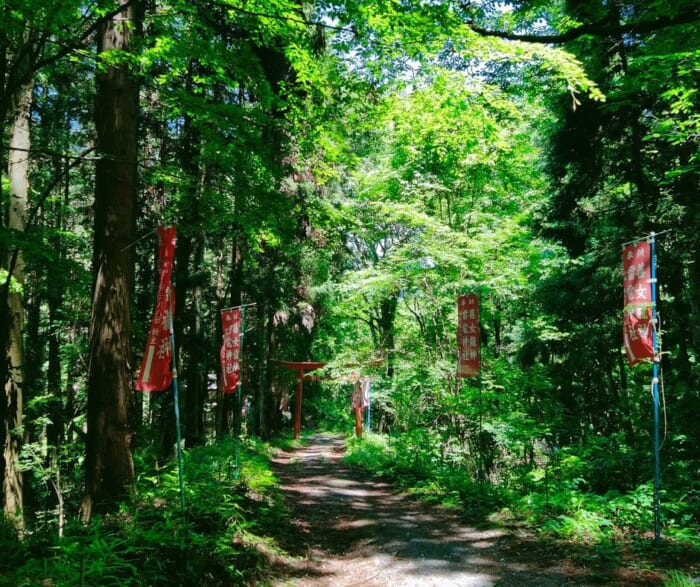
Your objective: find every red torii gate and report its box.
[275,360,326,440]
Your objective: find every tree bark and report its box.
[80,0,143,521]
[183,233,206,447]
[1,76,32,533]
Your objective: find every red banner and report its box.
[220,307,242,393]
[136,226,177,391]
[622,241,654,366]
[457,294,480,378]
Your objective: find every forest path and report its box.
[267,433,661,586]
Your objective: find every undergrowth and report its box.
[344,431,700,579]
[0,438,286,586]
[3,431,698,585]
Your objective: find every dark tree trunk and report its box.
[183,234,206,447]
[225,231,244,439]
[379,294,398,378]
[81,0,143,521]
[174,76,206,448]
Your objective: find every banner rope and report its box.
[621,228,672,248]
[120,228,157,251]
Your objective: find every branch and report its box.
[468,7,700,44]
[27,147,96,226]
[34,0,143,71]
[201,0,349,33]
[0,147,94,293]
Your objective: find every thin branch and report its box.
[1,147,94,292]
[33,0,143,71]
[189,1,700,46]
[201,0,349,33]
[1,143,100,162]
[467,7,700,44]
[27,147,96,226]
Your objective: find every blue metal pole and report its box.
[233,306,246,480]
[365,379,371,431]
[649,232,661,544]
[167,288,186,512]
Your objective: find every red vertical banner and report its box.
[136,226,177,391]
[622,240,654,366]
[457,293,480,378]
[220,307,242,393]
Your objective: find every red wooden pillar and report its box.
[354,407,363,438]
[276,361,326,440]
[351,376,364,438]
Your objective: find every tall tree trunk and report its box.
[1,77,32,533]
[184,233,206,446]
[175,85,204,448]
[80,0,143,521]
[219,231,244,438]
[214,253,227,441]
[372,294,398,378]
[689,245,700,354]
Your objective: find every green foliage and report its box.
[346,420,700,554]
[344,433,397,477]
[308,381,355,432]
[2,0,700,582]
[664,571,699,587]
[345,432,510,516]
[0,268,23,294]
[2,440,286,586]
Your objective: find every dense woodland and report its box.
[1,0,699,584]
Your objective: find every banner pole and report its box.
[366,379,371,431]
[167,287,186,512]
[650,232,661,544]
[233,306,246,480]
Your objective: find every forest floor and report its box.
[262,432,694,587]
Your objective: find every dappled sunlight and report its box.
[268,434,608,586]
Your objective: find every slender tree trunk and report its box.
[1,77,32,532]
[52,155,72,427]
[689,248,700,354]
[175,86,204,447]
[379,294,398,378]
[221,231,244,437]
[262,299,276,438]
[81,0,143,521]
[215,254,227,441]
[184,234,206,446]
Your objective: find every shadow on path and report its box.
[267,434,663,586]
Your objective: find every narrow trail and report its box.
[267,433,662,587]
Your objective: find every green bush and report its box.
[2,439,285,586]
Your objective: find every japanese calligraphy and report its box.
[220,307,242,393]
[136,227,177,392]
[622,241,654,366]
[457,293,480,378]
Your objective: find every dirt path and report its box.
[267,433,663,586]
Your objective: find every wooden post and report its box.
[274,361,326,441]
[351,376,363,438]
[354,407,363,438]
